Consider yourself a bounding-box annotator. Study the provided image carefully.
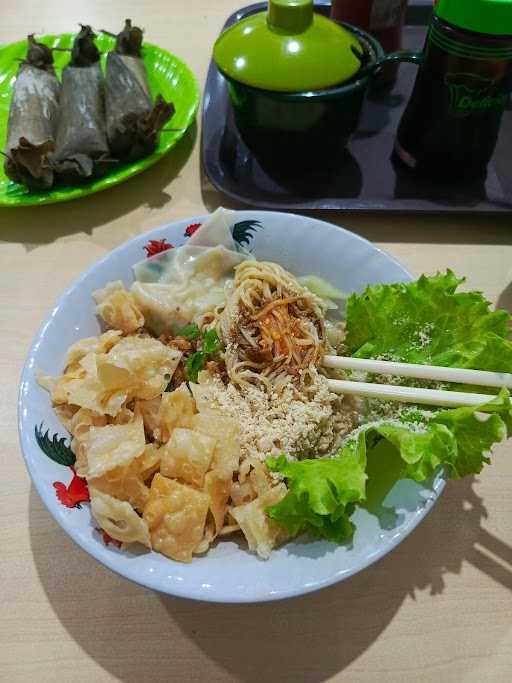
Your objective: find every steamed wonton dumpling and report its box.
[131,208,247,335]
[133,208,239,284]
[187,207,236,248]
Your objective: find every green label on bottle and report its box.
[445,73,509,114]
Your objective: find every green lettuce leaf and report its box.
[363,390,510,481]
[267,441,367,543]
[266,273,512,542]
[346,270,512,372]
[268,391,511,539]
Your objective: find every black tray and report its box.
[201,0,512,213]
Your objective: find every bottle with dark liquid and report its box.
[331,0,408,84]
[395,0,512,181]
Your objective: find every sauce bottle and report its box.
[395,0,512,181]
[331,0,408,84]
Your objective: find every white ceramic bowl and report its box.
[19,211,445,603]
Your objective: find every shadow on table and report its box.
[0,124,197,249]
[201,178,512,248]
[29,473,512,683]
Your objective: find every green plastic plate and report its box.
[0,32,200,207]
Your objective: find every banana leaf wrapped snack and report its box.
[4,35,61,190]
[105,19,175,162]
[51,26,111,182]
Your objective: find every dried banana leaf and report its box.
[105,19,174,162]
[51,26,112,182]
[4,35,61,190]
[114,19,149,92]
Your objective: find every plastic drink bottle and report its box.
[395,0,512,180]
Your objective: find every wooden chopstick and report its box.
[326,379,494,408]
[323,355,512,389]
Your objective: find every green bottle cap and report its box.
[213,0,363,92]
[435,0,512,36]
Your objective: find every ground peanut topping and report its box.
[200,368,358,462]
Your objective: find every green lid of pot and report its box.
[435,0,512,36]
[213,0,364,92]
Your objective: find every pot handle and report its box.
[363,50,424,78]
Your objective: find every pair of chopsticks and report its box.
[324,355,512,408]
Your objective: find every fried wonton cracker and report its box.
[93,281,145,334]
[112,406,135,425]
[143,474,209,563]
[194,520,216,555]
[135,397,162,439]
[41,351,127,417]
[65,330,122,369]
[248,459,274,496]
[96,336,181,402]
[82,415,146,479]
[190,412,240,479]
[68,408,109,477]
[158,383,196,442]
[188,377,215,412]
[204,471,230,536]
[88,449,156,512]
[230,480,256,507]
[139,443,162,481]
[90,486,151,547]
[231,484,289,560]
[54,403,79,433]
[69,407,108,438]
[160,428,216,488]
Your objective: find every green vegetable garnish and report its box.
[185,352,205,383]
[202,328,221,355]
[267,272,512,542]
[184,329,222,382]
[176,323,201,340]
